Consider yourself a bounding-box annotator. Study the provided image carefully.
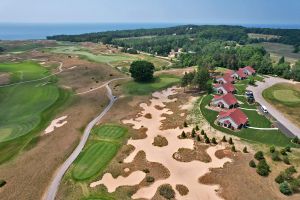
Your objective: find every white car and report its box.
[261,105,268,113]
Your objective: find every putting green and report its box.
[72,142,119,181]
[93,124,127,140]
[273,89,300,103]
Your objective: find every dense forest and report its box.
[47,25,300,81]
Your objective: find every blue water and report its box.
[0,23,299,41]
[0,23,179,40]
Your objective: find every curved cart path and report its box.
[247,76,300,137]
[43,77,126,200]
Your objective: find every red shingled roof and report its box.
[213,93,238,106]
[219,108,248,125]
[214,83,235,93]
[243,66,256,73]
[236,69,247,78]
[215,75,233,83]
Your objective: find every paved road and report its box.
[43,78,124,200]
[247,76,300,138]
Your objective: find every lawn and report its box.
[123,74,180,95]
[200,95,296,147]
[263,83,300,128]
[236,96,257,109]
[0,61,71,163]
[72,124,128,181]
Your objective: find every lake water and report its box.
[0,23,299,41]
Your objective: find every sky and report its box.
[0,0,300,25]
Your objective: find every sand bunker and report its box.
[90,171,146,192]
[44,116,68,134]
[91,87,231,199]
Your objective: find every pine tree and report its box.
[270,146,275,153]
[183,121,188,127]
[211,137,217,144]
[249,160,256,168]
[229,137,234,145]
[196,135,201,142]
[231,145,236,152]
[221,136,227,142]
[191,129,196,138]
[201,130,205,135]
[195,125,200,131]
[205,137,210,144]
[181,131,186,138]
[243,146,248,153]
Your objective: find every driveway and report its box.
[247,76,300,138]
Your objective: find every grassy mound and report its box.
[123,74,180,95]
[92,124,127,140]
[273,90,300,103]
[72,141,119,181]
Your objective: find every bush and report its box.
[285,166,297,175]
[285,146,291,152]
[181,131,186,138]
[280,149,287,155]
[275,173,285,184]
[256,159,270,176]
[146,176,155,183]
[129,60,155,82]
[228,137,233,145]
[279,181,293,196]
[211,137,217,144]
[289,179,300,193]
[249,160,256,168]
[205,137,211,144]
[271,151,281,161]
[270,146,275,153]
[196,135,201,142]
[191,129,196,138]
[159,184,175,199]
[195,125,200,131]
[254,151,264,161]
[283,156,290,165]
[142,168,150,173]
[221,136,227,142]
[183,121,188,127]
[243,146,248,153]
[0,180,6,187]
[201,130,205,135]
[292,136,299,144]
[231,145,236,152]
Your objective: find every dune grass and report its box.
[200,95,296,147]
[123,74,180,95]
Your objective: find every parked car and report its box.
[245,90,253,97]
[261,105,268,113]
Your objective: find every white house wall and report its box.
[218,116,239,129]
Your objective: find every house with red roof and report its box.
[211,93,238,109]
[215,74,235,84]
[242,66,256,76]
[213,83,236,94]
[217,108,248,130]
[231,69,247,80]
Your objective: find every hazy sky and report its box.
[0,0,299,24]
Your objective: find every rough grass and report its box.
[72,142,119,181]
[263,83,300,128]
[123,74,180,95]
[200,95,296,147]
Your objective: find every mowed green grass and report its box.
[200,95,296,147]
[72,124,127,181]
[123,74,180,95]
[263,83,300,128]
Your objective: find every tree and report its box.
[129,60,155,82]
[254,151,264,161]
[205,137,210,144]
[249,160,256,168]
[278,56,285,65]
[211,137,217,144]
[231,145,236,152]
[271,151,281,161]
[292,136,299,144]
[285,146,291,152]
[256,159,270,176]
[201,130,205,135]
[0,47,5,54]
[195,125,200,131]
[221,136,227,142]
[248,77,255,85]
[0,180,6,187]
[275,173,285,184]
[270,146,275,153]
[191,128,196,138]
[279,181,293,196]
[193,67,210,91]
[181,72,189,90]
[183,121,188,127]
[283,156,290,165]
[243,146,248,153]
[196,135,201,142]
[181,131,186,138]
[228,137,234,145]
[280,149,287,156]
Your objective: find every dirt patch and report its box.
[176,184,189,196]
[0,73,10,85]
[153,135,168,147]
[173,143,211,163]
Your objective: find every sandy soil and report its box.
[44,116,68,134]
[91,87,231,200]
[0,72,10,85]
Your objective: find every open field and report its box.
[200,95,295,147]
[248,33,281,40]
[254,42,300,64]
[263,83,300,128]
[122,74,180,95]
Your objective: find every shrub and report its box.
[211,137,217,144]
[243,146,248,153]
[159,184,175,199]
[221,136,227,142]
[285,146,291,152]
[279,181,293,196]
[270,146,275,153]
[249,160,256,168]
[0,180,6,187]
[289,179,300,193]
[283,156,290,165]
[256,159,270,176]
[231,145,236,152]
[228,137,234,145]
[146,176,155,183]
[205,137,210,144]
[195,125,199,131]
[271,151,281,161]
[254,151,264,161]
[142,168,150,173]
[181,131,186,138]
[183,121,188,127]
[280,149,287,155]
[285,166,297,175]
[191,129,196,138]
[201,130,205,135]
[275,173,285,184]
[292,136,299,144]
